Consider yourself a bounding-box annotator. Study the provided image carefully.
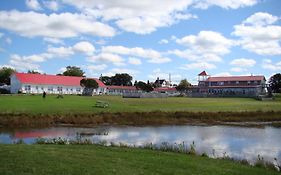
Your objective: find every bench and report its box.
[95,101,109,108]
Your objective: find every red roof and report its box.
[208,86,260,88]
[206,76,265,82]
[198,71,208,76]
[107,85,137,90]
[14,73,106,87]
[154,87,177,92]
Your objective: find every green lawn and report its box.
[0,144,278,175]
[0,94,280,114]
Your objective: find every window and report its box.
[57,87,63,92]
[236,81,239,84]
[36,86,39,90]
[24,85,31,91]
[247,81,250,85]
[76,88,81,92]
[41,87,44,90]
[48,86,53,91]
[219,82,224,86]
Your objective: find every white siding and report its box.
[10,74,107,95]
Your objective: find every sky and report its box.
[0,0,280,84]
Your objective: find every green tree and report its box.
[176,79,191,92]
[80,79,99,96]
[27,70,41,74]
[0,67,16,85]
[136,81,153,92]
[100,76,112,85]
[62,66,85,77]
[269,73,281,93]
[111,73,132,86]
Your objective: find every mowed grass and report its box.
[0,95,281,114]
[0,144,279,175]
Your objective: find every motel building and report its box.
[194,71,267,97]
[10,73,107,95]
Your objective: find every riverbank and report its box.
[1,110,281,127]
[0,144,279,175]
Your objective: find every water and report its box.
[1,125,281,163]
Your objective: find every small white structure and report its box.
[10,73,107,95]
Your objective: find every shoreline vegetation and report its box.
[0,94,281,127]
[0,144,280,175]
[1,110,281,128]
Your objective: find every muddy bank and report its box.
[0,111,281,128]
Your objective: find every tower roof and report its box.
[198,71,208,76]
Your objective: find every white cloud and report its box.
[104,68,139,77]
[262,59,281,71]
[88,53,124,66]
[102,45,171,63]
[43,0,60,11]
[25,0,42,11]
[212,72,232,77]
[242,12,279,26]
[43,37,64,45]
[128,57,142,65]
[194,0,258,9]
[47,46,74,57]
[62,0,258,34]
[233,12,281,55]
[0,10,116,38]
[180,62,216,70]
[5,37,12,44]
[72,41,95,56]
[230,58,256,67]
[171,31,233,63]
[46,41,95,57]
[86,64,107,71]
[230,67,247,72]
[159,39,169,44]
[176,31,233,55]
[58,67,67,73]
[63,0,196,34]
[9,54,41,71]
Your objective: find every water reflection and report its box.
[0,125,281,163]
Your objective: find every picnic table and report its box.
[95,101,109,108]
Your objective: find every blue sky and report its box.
[0,0,280,84]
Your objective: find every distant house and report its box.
[154,77,170,88]
[193,71,267,97]
[10,73,106,95]
[107,85,138,95]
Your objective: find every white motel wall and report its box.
[10,74,106,95]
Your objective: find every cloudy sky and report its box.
[0,0,280,84]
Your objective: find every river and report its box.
[1,125,281,164]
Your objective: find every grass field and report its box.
[0,94,281,114]
[0,144,279,175]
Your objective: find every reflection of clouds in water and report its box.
[1,125,281,163]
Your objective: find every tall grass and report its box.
[1,110,281,127]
